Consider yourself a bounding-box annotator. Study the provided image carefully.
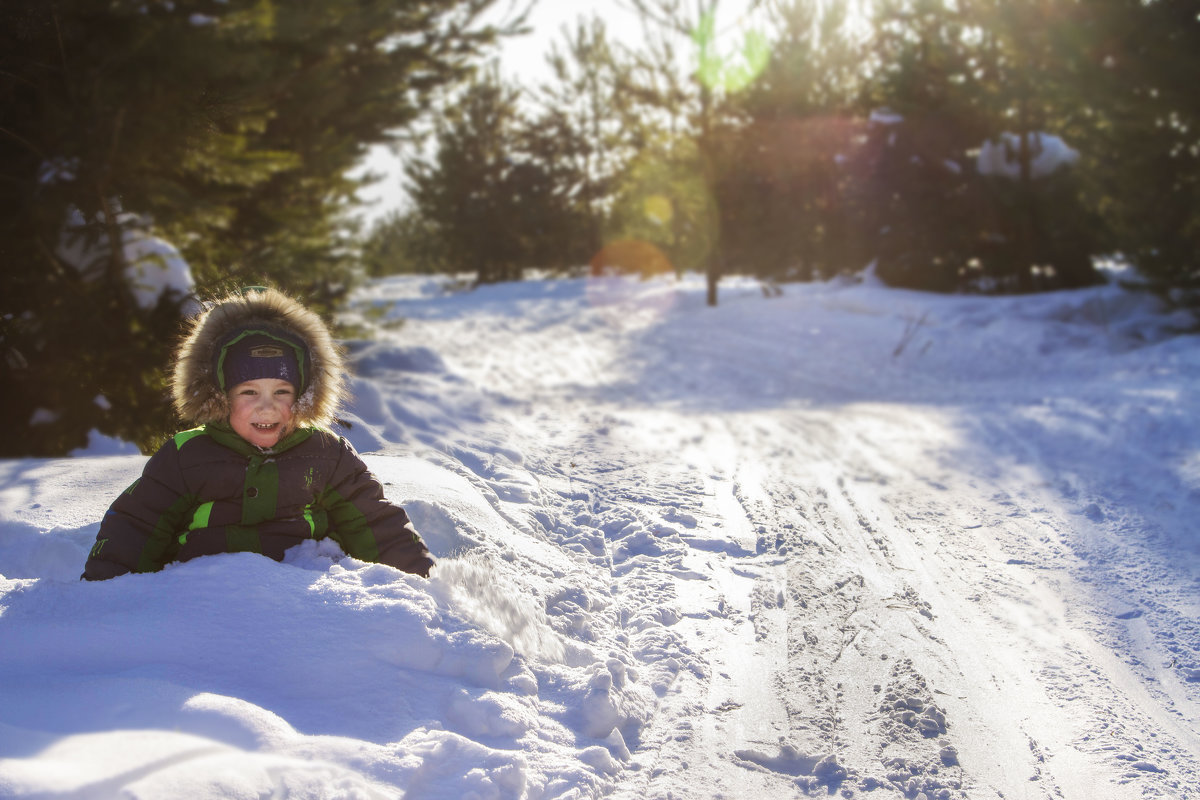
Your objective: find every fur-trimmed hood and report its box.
[172,288,347,429]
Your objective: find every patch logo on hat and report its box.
[250,345,285,358]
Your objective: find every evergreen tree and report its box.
[180,0,507,295]
[1061,0,1200,296]
[532,16,643,262]
[719,0,867,280]
[857,0,995,290]
[406,71,588,283]
[860,0,1103,291]
[965,0,1106,290]
[1,0,509,456]
[361,209,451,277]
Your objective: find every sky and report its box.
[2,266,1199,798]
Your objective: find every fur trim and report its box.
[172,288,347,429]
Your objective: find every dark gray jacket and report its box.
[83,423,433,580]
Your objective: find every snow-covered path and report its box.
[2,272,1198,799]
[343,273,1200,797]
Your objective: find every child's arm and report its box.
[82,442,194,580]
[321,439,435,578]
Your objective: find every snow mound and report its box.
[977,131,1079,179]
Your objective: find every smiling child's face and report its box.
[228,378,295,448]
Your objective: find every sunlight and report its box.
[693,6,772,93]
[818,0,874,40]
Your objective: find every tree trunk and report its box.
[699,74,720,307]
[1016,80,1036,293]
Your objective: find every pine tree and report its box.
[1063,0,1200,295]
[859,0,1103,292]
[181,0,507,296]
[719,0,867,280]
[406,71,585,283]
[531,16,642,262]
[854,0,991,290]
[965,0,1106,290]
[362,210,451,277]
[1,0,509,455]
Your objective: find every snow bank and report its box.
[54,208,196,311]
[977,131,1080,179]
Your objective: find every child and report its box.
[82,287,434,580]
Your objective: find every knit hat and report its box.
[215,326,310,393]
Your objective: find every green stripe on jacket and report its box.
[321,487,380,563]
[136,493,197,573]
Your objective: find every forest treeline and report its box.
[375,0,1198,302]
[2,0,1198,456]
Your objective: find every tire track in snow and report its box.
[779,404,1200,799]
[370,278,1200,798]
[731,412,972,797]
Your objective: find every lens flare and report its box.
[585,240,680,321]
[589,239,675,279]
[643,195,674,226]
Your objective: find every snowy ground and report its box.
[2,270,1199,799]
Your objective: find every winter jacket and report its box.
[82,423,433,580]
[83,286,434,580]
